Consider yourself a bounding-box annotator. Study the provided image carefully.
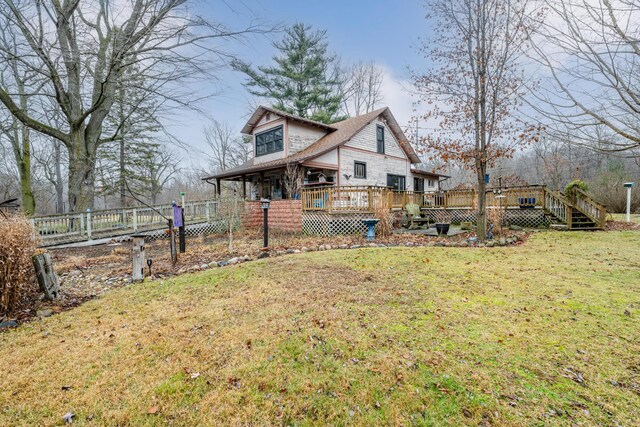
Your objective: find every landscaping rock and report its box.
[339,244,349,249]
[243,255,252,261]
[228,257,240,265]
[217,260,228,267]
[301,247,310,252]
[188,265,201,272]
[377,243,386,247]
[0,320,18,330]
[257,252,270,259]
[177,268,187,274]
[499,238,507,246]
[318,244,325,251]
[325,244,332,250]
[459,241,469,247]
[434,242,445,247]
[293,249,301,254]
[286,248,296,254]
[208,261,219,268]
[510,225,523,231]
[486,241,495,247]
[200,264,209,270]
[69,269,82,277]
[350,245,361,249]
[36,309,54,318]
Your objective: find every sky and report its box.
[171,0,434,167]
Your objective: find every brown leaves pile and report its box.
[0,214,39,317]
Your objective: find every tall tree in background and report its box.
[339,62,385,117]
[531,0,640,156]
[233,23,344,123]
[0,0,265,212]
[204,120,252,172]
[412,0,542,240]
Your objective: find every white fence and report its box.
[33,199,220,246]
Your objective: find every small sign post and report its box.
[624,182,635,222]
[173,202,186,253]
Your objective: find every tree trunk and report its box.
[67,130,97,212]
[11,123,35,216]
[476,161,487,241]
[120,137,126,206]
[54,142,65,213]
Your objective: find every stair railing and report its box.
[543,188,571,224]
[574,188,607,228]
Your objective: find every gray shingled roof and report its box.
[203,107,421,180]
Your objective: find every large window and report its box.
[354,161,367,179]
[414,177,424,192]
[387,174,406,190]
[376,125,385,154]
[255,125,284,157]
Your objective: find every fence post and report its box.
[80,213,85,235]
[86,209,92,240]
[122,209,127,229]
[133,208,138,232]
[567,206,573,229]
[206,201,211,223]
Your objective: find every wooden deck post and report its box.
[216,178,221,197]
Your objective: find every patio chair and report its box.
[401,203,429,229]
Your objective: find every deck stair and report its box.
[542,188,606,230]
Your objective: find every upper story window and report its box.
[255,125,284,157]
[376,125,385,154]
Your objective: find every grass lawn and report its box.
[1,232,639,426]
[610,213,640,223]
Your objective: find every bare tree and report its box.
[204,120,250,172]
[531,0,640,155]
[340,61,384,117]
[412,0,543,240]
[283,162,304,199]
[0,0,268,212]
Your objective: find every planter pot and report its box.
[435,223,450,235]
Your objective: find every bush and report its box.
[564,179,589,195]
[0,215,39,317]
[564,179,589,203]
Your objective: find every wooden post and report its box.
[132,235,146,281]
[242,175,247,199]
[32,252,60,301]
[567,206,573,229]
[86,210,92,240]
[132,208,138,232]
[216,178,221,197]
[168,219,177,266]
[205,201,211,223]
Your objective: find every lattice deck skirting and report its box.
[419,207,550,228]
[302,211,375,236]
[302,208,550,236]
[144,220,233,240]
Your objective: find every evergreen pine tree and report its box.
[233,23,344,123]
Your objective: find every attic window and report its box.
[255,125,284,156]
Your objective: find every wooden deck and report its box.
[300,185,607,230]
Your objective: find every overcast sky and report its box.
[171,0,434,168]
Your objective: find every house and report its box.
[203,106,446,200]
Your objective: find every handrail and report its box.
[543,188,571,224]
[574,188,607,228]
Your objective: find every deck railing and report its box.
[32,199,219,245]
[301,185,548,212]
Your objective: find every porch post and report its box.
[216,178,221,197]
[259,172,265,198]
[242,175,247,199]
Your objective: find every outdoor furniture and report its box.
[401,203,430,229]
[518,197,536,208]
[362,219,379,241]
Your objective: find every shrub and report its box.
[564,179,588,195]
[0,215,39,317]
[564,179,589,203]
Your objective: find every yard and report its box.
[1,231,639,426]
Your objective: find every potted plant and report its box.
[434,210,452,235]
